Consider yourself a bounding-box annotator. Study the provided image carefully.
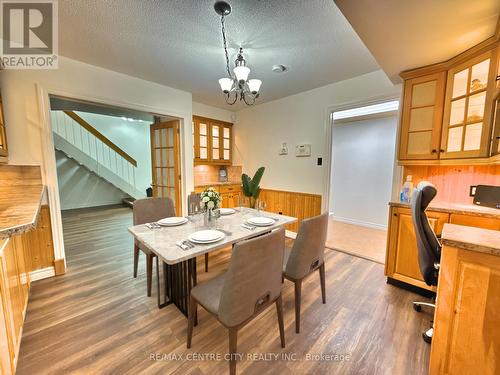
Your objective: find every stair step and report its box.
[122,197,136,208]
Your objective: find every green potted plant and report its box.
[241,167,265,208]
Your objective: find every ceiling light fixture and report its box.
[215,1,262,106]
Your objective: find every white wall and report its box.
[0,56,194,264]
[193,101,235,123]
[76,112,153,194]
[55,150,128,210]
[330,114,398,229]
[234,70,401,210]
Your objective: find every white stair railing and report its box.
[51,110,142,198]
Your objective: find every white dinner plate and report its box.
[157,217,188,226]
[219,208,236,215]
[188,230,225,244]
[247,216,276,227]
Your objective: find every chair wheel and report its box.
[413,304,422,312]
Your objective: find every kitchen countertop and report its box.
[389,200,500,219]
[442,223,500,256]
[0,185,45,238]
[194,181,242,188]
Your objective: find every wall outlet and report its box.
[469,185,477,197]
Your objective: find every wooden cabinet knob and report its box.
[431,149,437,153]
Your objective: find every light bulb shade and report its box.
[233,66,250,82]
[247,79,262,94]
[218,78,233,93]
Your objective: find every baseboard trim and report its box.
[30,266,56,281]
[329,214,387,230]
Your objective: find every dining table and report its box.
[128,208,297,318]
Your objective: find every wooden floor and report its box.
[326,219,387,264]
[17,206,431,374]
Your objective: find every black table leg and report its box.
[155,257,197,318]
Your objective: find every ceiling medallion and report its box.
[215,1,262,106]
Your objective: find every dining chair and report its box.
[283,212,328,333]
[187,228,286,375]
[187,193,209,273]
[133,197,175,296]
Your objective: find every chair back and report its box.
[411,181,441,286]
[187,193,201,215]
[133,197,176,225]
[218,228,285,327]
[285,213,328,280]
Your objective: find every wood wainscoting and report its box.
[259,189,322,232]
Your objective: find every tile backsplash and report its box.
[194,165,242,186]
[403,165,500,204]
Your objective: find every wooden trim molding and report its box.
[63,111,138,167]
[53,259,66,276]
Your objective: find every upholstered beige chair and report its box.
[133,197,175,296]
[187,228,286,375]
[187,193,209,272]
[283,212,328,333]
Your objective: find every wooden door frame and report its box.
[150,120,182,216]
[36,85,191,273]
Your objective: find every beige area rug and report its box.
[325,218,387,264]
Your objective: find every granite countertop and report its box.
[389,201,500,219]
[442,224,500,256]
[194,181,242,188]
[0,185,45,238]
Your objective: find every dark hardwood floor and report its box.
[17,205,431,374]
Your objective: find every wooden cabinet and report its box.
[193,184,241,209]
[0,236,30,374]
[385,207,448,291]
[440,50,498,159]
[430,244,500,375]
[0,95,8,160]
[399,72,446,160]
[193,116,232,166]
[398,41,500,164]
[385,205,500,292]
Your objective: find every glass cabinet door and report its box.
[193,117,209,162]
[399,72,446,160]
[210,123,221,161]
[441,51,495,158]
[222,125,232,163]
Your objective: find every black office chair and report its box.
[411,181,441,344]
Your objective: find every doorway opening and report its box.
[327,99,399,264]
[49,95,183,216]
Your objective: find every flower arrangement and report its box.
[200,187,222,211]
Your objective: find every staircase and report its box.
[51,111,145,200]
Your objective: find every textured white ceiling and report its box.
[58,0,379,109]
[335,0,500,83]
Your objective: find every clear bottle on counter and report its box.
[400,175,414,203]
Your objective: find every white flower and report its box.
[207,201,215,209]
[200,201,205,209]
[202,196,210,203]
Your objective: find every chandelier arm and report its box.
[242,92,256,106]
[225,91,238,105]
[220,15,232,78]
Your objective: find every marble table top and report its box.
[442,223,500,257]
[128,208,297,265]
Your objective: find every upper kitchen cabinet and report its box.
[0,95,8,160]
[193,116,232,166]
[440,50,498,159]
[398,40,500,165]
[399,72,446,160]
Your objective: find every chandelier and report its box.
[214,1,262,105]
